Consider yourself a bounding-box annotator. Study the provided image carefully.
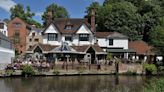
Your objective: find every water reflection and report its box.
[0,76,147,92]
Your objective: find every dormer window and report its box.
[65,25,72,30]
[65,21,73,30]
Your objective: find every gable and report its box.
[29,30,37,36]
[44,24,59,34]
[76,24,92,34]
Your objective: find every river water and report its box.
[0,75,156,92]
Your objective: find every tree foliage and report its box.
[85,2,100,23]
[85,0,164,53]
[42,3,69,26]
[97,2,143,40]
[149,18,164,55]
[10,4,42,28]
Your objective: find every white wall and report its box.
[0,47,15,70]
[43,24,62,45]
[43,24,94,46]
[97,38,107,47]
[107,39,128,49]
[97,38,128,49]
[0,23,8,37]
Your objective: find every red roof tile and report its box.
[96,32,113,38]
[129,40,153,55]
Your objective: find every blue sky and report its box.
[0,0,104,24]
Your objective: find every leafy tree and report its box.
[86,0,164,42]
[149,19,164,55]
[10,4,42,28]
[84,2,100,23]
[97,2,143,40]
[42,3,69,26]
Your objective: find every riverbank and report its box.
[0,64,145,77]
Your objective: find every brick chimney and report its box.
[91,9,95,33]
[47,10,53,26]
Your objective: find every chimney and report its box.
[47,10,53,26]
[91,9,95,32]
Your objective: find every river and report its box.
[0,75,158,92]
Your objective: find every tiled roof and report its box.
[27,43,105,54]
[96,32,128,39]
[72,45,105,53]
[107,32,128,39]
[96,32,113,38]
[129,40,153,55]
[91,45,104,52]
[72,45,89,52]
[43,18,90,34]
[27,43,58,52]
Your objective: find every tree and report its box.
[10,4,42,28]
[149,20,164,55]
[42,3,69,26]
[84,2,100,24]
[97,2,143,40]
[85,0,164,41]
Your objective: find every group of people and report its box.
[6,60,52,71]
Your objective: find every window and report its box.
[34,39,39,42]
[20,45,23,48]
[65,36,72,41]
[14,23,22,28]
[48,33,58,41]
[79,34,89,41]
[32,32,35,37]
[0,23,4,29]
[14,30,20,43]
[4,31,6,35]
[109,39,113,45]
[29,45,32,48]
[65,25,72,30]
[29,38,32,42]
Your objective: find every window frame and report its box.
[79,34,89,41]
[109,39,113,45]
[48,33,58,41]
[65,36,72,41]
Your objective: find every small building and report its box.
[129,40,153,62]
[8,17,30,54]
[26,27,43,50]
[96,32,133,58]
[0,32,15,70]
[26,43,106,64]
[0,21,8,37]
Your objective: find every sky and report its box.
[0,0,104,24]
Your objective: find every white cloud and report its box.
[0,0,16,12]
[35,12,43,17]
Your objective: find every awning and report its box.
[107,49,135,53]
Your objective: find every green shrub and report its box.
[143,63,157,75]
[21,65,35,77]
[144,78,164,92]
[6,70,14,76]
[107,53,113,60]
[53,67,60,75]
[126,70,137,75]
[78,65,86,74]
